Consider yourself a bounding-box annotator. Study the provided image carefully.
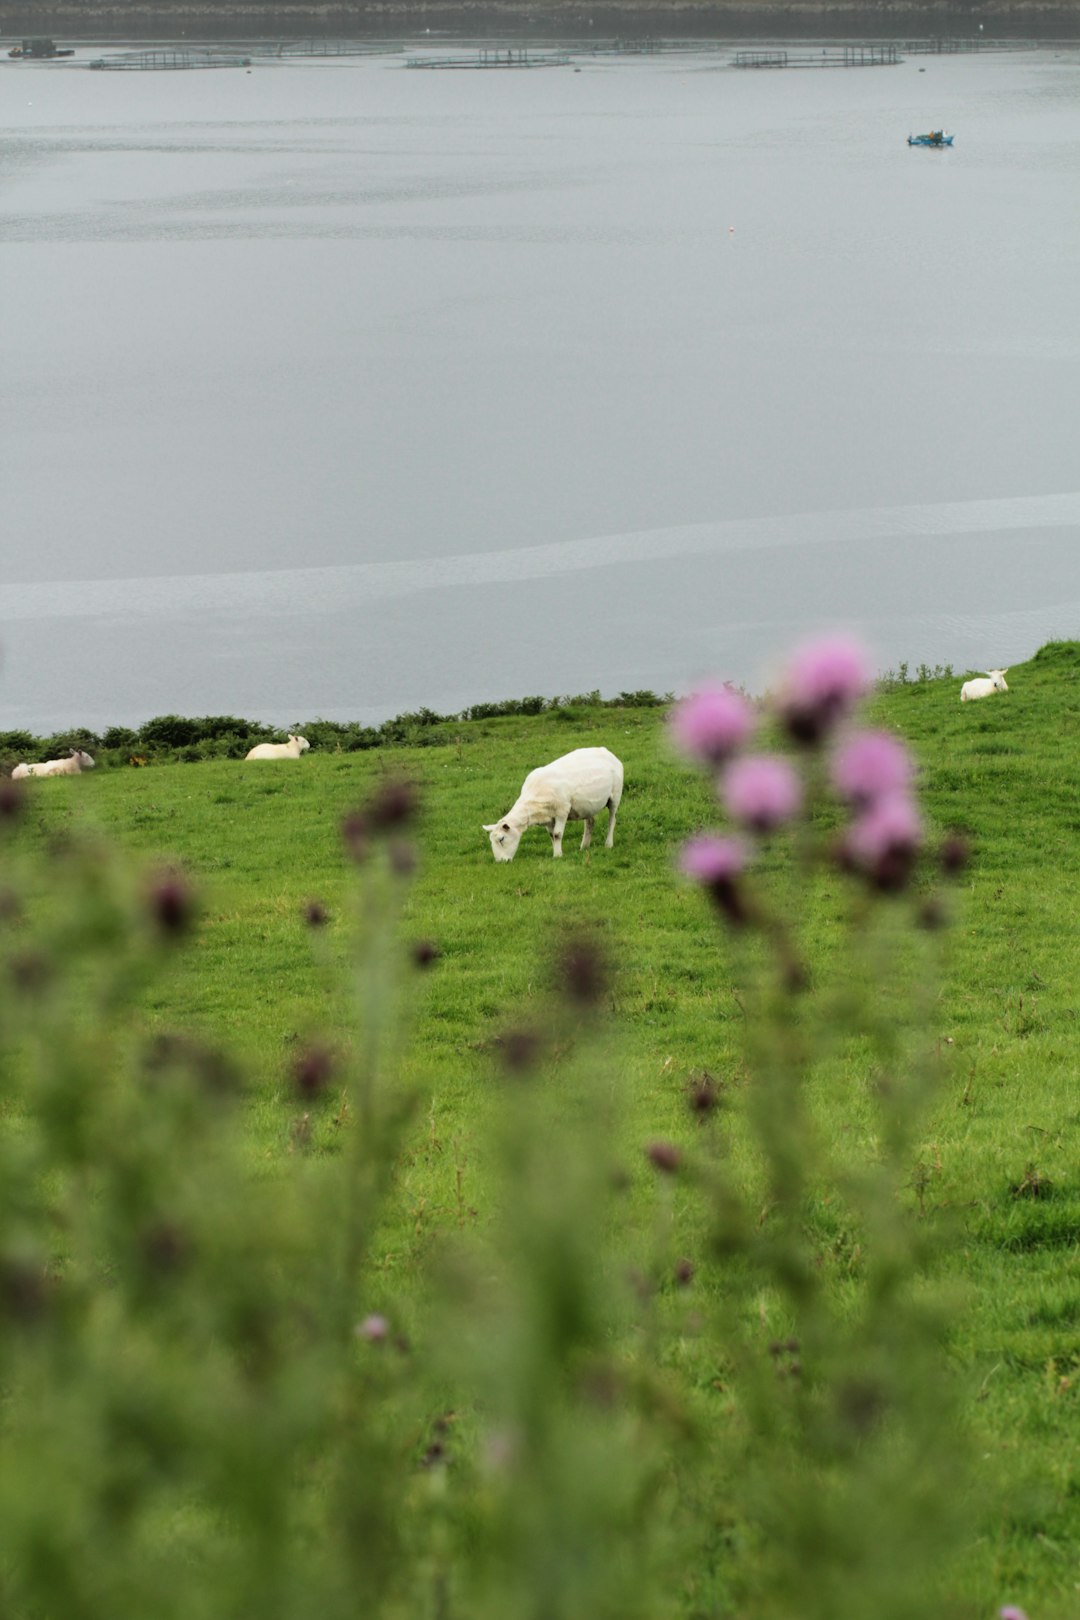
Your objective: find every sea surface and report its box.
[2,43,1079,732]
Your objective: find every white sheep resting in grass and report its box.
[11,750,96,779]
[484,746,624,862]
[244,734,310,761]
[960,670,1009,703]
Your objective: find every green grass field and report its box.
[3,641,1080,1618]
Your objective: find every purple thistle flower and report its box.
[999,1609,1029,1620]
[779,634,873,743]
[356,1313,390,1343]
[723,754,802,833]
[846,793,923,893]
[832,729,913,808]
[670,684,756,766]
[679,834,749,884]
[678,835,753,926]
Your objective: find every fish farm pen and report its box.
[89,49,252,70]
[405,48,571,69]
[733,44,900,68]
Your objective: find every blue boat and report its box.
[908,131,954,148]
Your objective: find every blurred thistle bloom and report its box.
[366,776,419,832]
[670,683,756,766]
[831,729,913,808]
[723,754,802,833]
[679,834,751,926]
[341,811,370,863]
[411,938,440,970]
[846,794,923,893]
[645,1140,682,1174]
[304,899,330,927]
[999,1610,1029,1620]
[558,935,608,1008]
[940,833,971,877]
[779,634,872,743]
[291,1043,335,1100]
[679,834,748,885]
[356,1313,390,1343]
[0,778,25,822]
[148,870,195,936]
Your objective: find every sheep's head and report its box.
[76,751,96,769]
[290,735,311,752]
[988,670,1009,692]
[483,820,523,863]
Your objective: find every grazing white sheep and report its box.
[11,750,96,779]
[244,734,311,761]
[483,746,624,862]
[960,669,1009,703]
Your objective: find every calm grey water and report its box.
[2,45,1079,732]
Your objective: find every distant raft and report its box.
[907,131,954,147]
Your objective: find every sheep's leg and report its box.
[551,815,567,857]
[580,818,594,851]
[605,799,618,848]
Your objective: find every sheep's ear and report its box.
[482,822,496,832]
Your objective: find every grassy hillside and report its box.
[3,639,1079,1618]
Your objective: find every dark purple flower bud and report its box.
[412,938,440,969]
[341,811,370,863]
[292,1044,335,1100]
[141,1221,191,1276]
[674,1258,695,1286]
[498,1028,542,1073]
[645,1140,682,1175]
[688,1073,721,1116]
[367,777,419,832]
[0,779,25,822]
[917,895,948,931]
[148,871,195,936]
[304,899,330,927]
[940,834,971,877]
[669,683,756,766]
[558,936,608,1008]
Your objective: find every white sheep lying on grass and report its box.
[11,750,96,779]
[244,734,311,761]
[484,746,624,862]
[960,670,1009,703]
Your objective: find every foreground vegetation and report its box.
[2,640,1079,1619]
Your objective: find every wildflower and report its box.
[558,936,607,1008]
[411,938,440,969]
[940,833,971,876]
[999,1609,1029,1620]
[846,794,923,893]
[304,899,330,927]
[0,779,24,822]
[831,729,912,807]
[497,1027,542,1073]
[366,776,419,832]
[723,754,802,833]
[292,1044,335,1100]
[356,1313,390,1343]
[148,870,195,936]
[674,1258,695,1286]
[779,634,872,743]
[645,1140,682,1174]
[679,834,752,926]
[670,683,756,766]
[341,811,370,863]
[688,1072,721,1116]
